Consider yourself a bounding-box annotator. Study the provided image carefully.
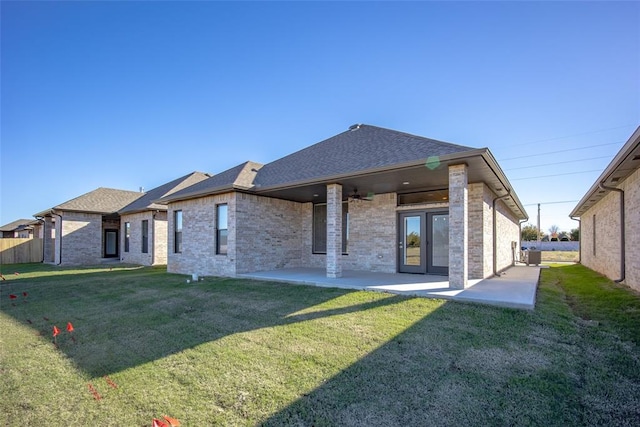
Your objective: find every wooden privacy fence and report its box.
[0,238,43,264]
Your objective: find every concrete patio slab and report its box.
[237,265,541,310]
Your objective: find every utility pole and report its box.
[537,203,541,245]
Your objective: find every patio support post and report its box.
[326,183,343,278]
[43,216,54,263]
[449,164,468,289]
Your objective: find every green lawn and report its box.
[1,263,639,426]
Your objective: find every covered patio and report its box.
[238,264,541,310]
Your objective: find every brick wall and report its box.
[235,193,304,273]
[581,167,639,291]
[59,212,103,265]
[154,211,168,265]
[494,197,519,272]
[167,193,235,277]
[120,211,157,266]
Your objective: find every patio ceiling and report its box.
[256,148,528,220]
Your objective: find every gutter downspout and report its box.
[598,182,625,283]
[493,189,512,276]
[570,216,581,264]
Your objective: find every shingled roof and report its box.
[0,219,36,232]
[119,172,210,214]
[35,187,143,216]
[254,124,474,189]
[157,162,263,203]
[159,125,474,203]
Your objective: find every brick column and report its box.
[326,183,342,278]
[449,164,468,289]
[43,216,54,263]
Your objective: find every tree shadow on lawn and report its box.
[1,266,412,378]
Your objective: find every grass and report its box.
[1,263,639,426]
[541,251,579,262]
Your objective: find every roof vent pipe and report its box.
[598,182,625,283]
[348,124,361,131]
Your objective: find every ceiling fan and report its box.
[349,188,374,202]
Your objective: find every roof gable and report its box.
[158,161,263,203]
[37,187,143,215]
[119,172,210,214]
[254,124,475,189]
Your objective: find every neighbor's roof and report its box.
[119,172,210,214]
[0,219,36,232]
[570,126,640,218]
[157,162,263,204]
[34,187,143,217]
[254,124,474,189]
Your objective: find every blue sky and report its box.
[1,1,638,234]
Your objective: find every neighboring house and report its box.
[158,124,528,289]
[119,172,210,266]
[0,219,40,238]
[34,188,143,265]
[570,126,640,292]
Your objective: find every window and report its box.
[216,204,228,255]
[174,211,183,253]
[141,220,149,254]
[312,202,349,254]
[398,189,449,206]
[124,222,130,252]
[592,214,596,256]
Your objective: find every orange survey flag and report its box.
[163,415,181,426]
[66,322,74,332]
[152,419,168,427]
[53,325,60,337]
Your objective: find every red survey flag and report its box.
[163,415,181,426]
[66,322,74,333]
[23,292,28,297]
[53,325,60,337]
[9,294,17,300]
[152,419,168,427]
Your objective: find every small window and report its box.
[216,204,228,255]
[124,222,130,253]
[398,190,449,206]
[174,210,183,253]
[141,220,149,254]
[312,202,349,254]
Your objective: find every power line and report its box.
[504,155,611,171]
[523,200,579,206]
[498,141,623,161]
[511,169,602,181]
[492,124,635,149]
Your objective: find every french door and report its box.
[104,229,119,258]
[398,211,449,275]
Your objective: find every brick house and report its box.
[118,172,209,266]
[158,124,527,289]
[570,126,640,292]
[0,219,41,238]
[35,188,142,265]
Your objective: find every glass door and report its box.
[427,213,449,275]
[104,229,118,257]
[398,211,449,275]
[398,213,425,273]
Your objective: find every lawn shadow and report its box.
[260,301,582,427]
[1,264,411,378]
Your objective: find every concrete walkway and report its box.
[238,264,542,310]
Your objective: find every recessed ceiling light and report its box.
[402,181,410,185]
[313,194,319,197]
